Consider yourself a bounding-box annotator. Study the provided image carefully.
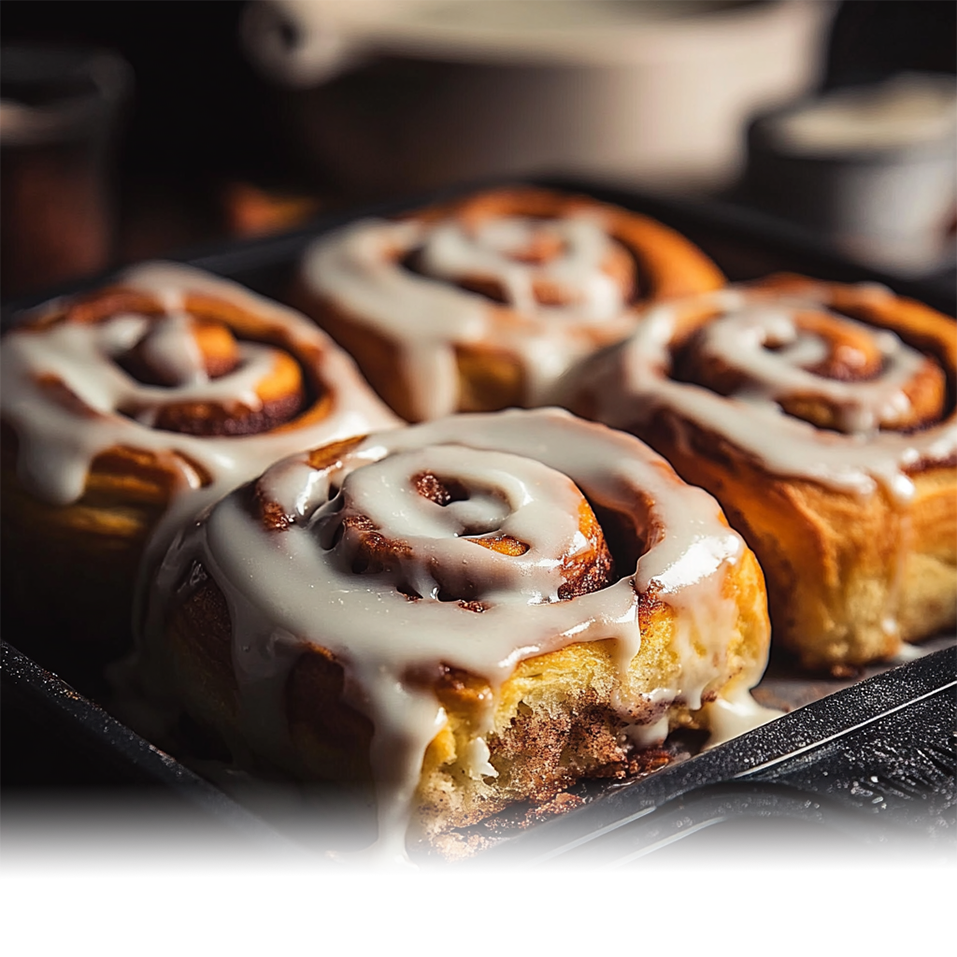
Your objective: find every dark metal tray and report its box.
[3,180,955,865]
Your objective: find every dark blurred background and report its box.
[3,0,285,268]
[0,0,957,293]
[1,0,954,293]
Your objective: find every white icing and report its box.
[146,408,769,855]
[699,686,781,748]
[463,737,497,781]
[301,213,640,420]
[135,312,209,387]
[561,286,957,502]
[418,216,625,323]
[693,302,929,433]
[622,714,670,749]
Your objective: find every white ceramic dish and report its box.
[241,0,835,193]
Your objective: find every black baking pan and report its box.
[0,643,957,874]
[2,179,955,863]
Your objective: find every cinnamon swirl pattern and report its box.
[294,186,724,421]
[145,408,771,858]
[0,262,398,648]
[559,275,957,672]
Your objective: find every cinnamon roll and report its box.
[145,408,771,858]
[559,275,957,672]
[0,262,398,651]
[293,186,724,422]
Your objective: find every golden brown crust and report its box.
[641,419,953,669]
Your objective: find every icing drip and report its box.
[301,212,640,419]
[147,408,767,854]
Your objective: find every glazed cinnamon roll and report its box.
[145,408,771,858]
[559,275,957,672]
[293,186,724,421]
[0,262,398,651]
